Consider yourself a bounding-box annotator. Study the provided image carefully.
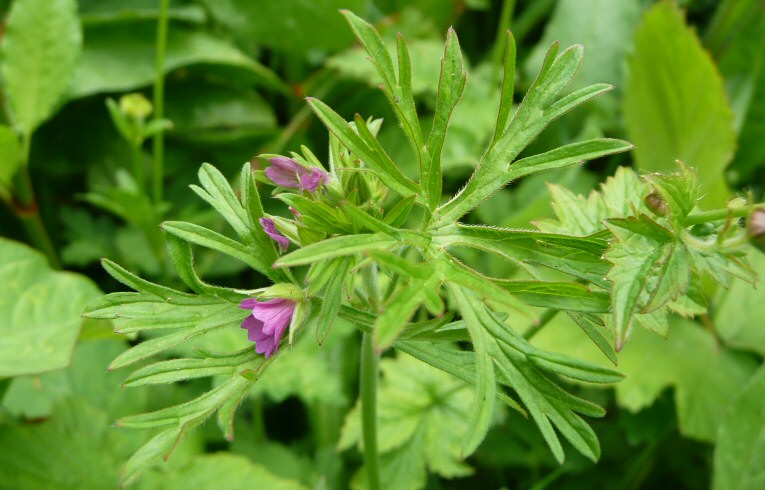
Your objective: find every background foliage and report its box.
[1,0,764,489]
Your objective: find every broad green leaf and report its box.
[339,354,474,489]
[424,28,466,210]
[307,98,420,197]
[165,83,277,143]
[0,399,144,489]
[616,318,758,442]
[715,249,765,356]
[275,234,398,268]
[1,0,82,135]
[0,126,21,189]
[68,23,286,100]
[0,238,101,376]
[643,163,698,224]
[713,365,765,490]
[624,2,736,207]
[200,0,362,56]
[138,454,309,490]
[524,0,640,121]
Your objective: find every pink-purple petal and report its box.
[260,218,290,251]
[239,296,296,359]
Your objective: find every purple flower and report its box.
[260,217,289,251]
[265,157,328,192]
[240,298,296,358]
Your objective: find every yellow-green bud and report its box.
[119,93,153,121]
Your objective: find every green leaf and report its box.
[384,195,417,228]
[433,43,608,227]
[492,31,516,144]
[0,126,21,189]
[524,0,640,121]
[162,221,283,282]
[715,249,765,356]
[494,280,610,313]
[1,0,82,135]
[643,162,698,224]
[0,238,101,376]
[339,354,474,489]
[124,348,261,387]
[139,454,309,490]
[275,234,398,268]
[506,138,633,183]
[307,98,420,197]
[713,364,765,490]
[374,276,437,350]
[624,1,736,207]
[316,257,354,345]
[424,28,467,210]
[68,23,287,100]
[616,318,758,442]
[449,285,497,456]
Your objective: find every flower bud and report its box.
[749,209,765,252]
[644,192,669,217]
[119,93,153,121]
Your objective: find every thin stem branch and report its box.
[360,332,381,490]
[152,0,170,205]
[683,204,765,226]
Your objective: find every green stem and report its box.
[132,143,145,194]
[11,137,61,269]
[684,204,765,226]
[152,0,170,205]
[360,332,381,490]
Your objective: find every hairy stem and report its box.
[360,331,381,490]
[152,0,170,205]
[683,204,765,226]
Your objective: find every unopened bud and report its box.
[119,93,153,121]
[645,192,669,216]
[749,209,765,252]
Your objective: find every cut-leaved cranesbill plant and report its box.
[83,10,764,489]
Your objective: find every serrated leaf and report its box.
[1,0,82,135]
[624,1,736,206]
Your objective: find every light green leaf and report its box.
[1,0,82,135]
[0,238,101,377]
[616,318,758,442]
[524,0,640,121]
[492,31,516,144]
[624,1,736,207]
[68,23,286,100]
[715,249,765,356]
[424,28,466,210]
[162,221,283,282]
[307,97,420,197]
[139,454,309,490]
[713,364,765,490]
[316,257,353,345]
[275,234,398,268]
[340,354,474,489]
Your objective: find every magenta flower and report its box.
[260,217,289,251]
[266,157,328,192]
[240,298,296,358]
